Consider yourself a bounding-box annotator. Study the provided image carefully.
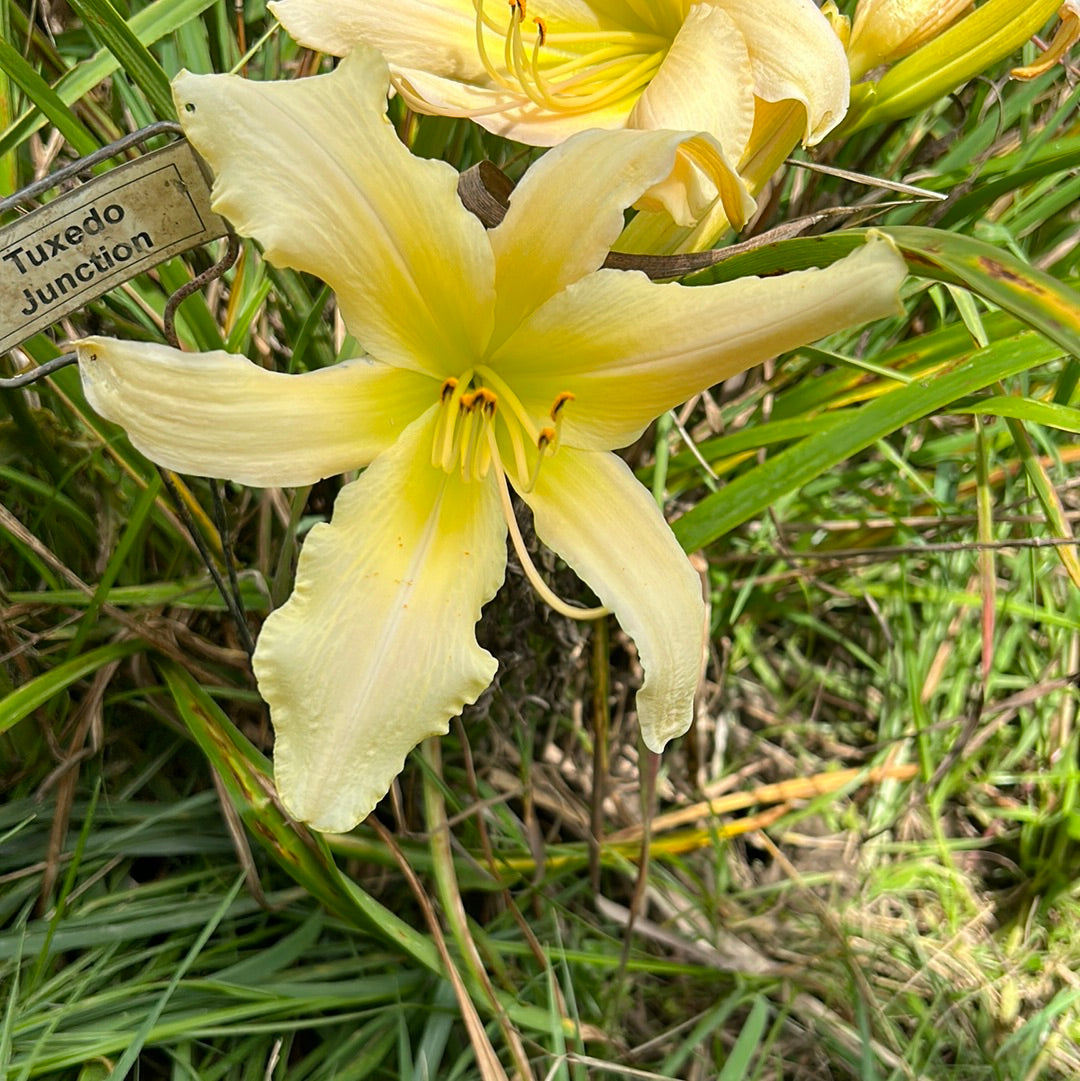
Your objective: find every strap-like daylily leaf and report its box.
[0,639,146,736]
[0,35,98,156]
[884,225,1080,361]
[0,0,219,158]
[672,331,1064,553]
[67,0,175,120]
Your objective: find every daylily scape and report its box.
[269,0,849,246]
[77,47,905,833]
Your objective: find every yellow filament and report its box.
[489,430,610,621]
[438,370,473,471]
[473,365,541,443]
[470,0,666,115]
[474,0,518,91]
[521,427,555,492]
[433,369,576,494]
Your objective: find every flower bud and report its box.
[835,0,1062,135]
[847,0,973,80]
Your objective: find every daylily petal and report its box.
[269,0,489,79]
[393,66,636,145]
[254,410,507,833]
[270,0,608,75]
[627,4,757,228]
[488,126,724,343]
[720,0,850,143]
[519,448,705,751]
[496,233,907,451]
[174,48,495,378]
[75,336,434,485]
[629,4,755,166]
[589,0,679,34]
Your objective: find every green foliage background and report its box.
[2,2,1080,1078]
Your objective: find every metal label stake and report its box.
[0,125,227,357]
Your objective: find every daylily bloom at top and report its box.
[268,0,849,244]
[76,47,905,833]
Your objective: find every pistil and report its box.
[489,428,610,622]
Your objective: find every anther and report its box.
[537,426,555,451]
[440,377,459,403]
[533,16,546,45]
[509,0,525,18]
[551,391,574,419]
[462,387,498,415]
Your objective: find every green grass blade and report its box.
[950,396,1080,433]
[106,873,246,1081]
[673,332,1062,552]
[0,0,219,157]
[66,0,174,120]
[718,996,770,1081]
[0,639,145,736]
[0,34,98,156]
[1003,415,1080,587]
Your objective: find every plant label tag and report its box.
[0,140,226,355]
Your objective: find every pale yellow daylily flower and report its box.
[269,0,849,238]
[76,47,906,833]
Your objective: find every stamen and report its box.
[465,386,498,415]
[474,0,518,91]
[458,388,498,478]
[489,434,610,621]
[522,426,556,491]
[441,377,459,403]
[504,1,522,86]
[474,365,541,443]
[440,1,672,120]
[438,369,473,471]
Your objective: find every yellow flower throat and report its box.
[469,0,668,115]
